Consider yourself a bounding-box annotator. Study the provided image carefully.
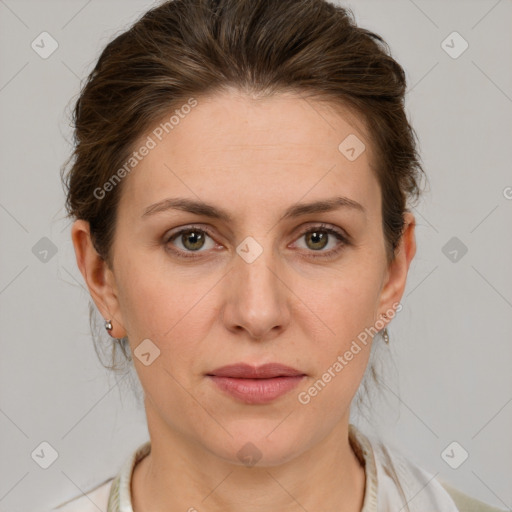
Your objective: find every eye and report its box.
[293,223,349,258]
[164,223,350,260]
[164,226,217,258]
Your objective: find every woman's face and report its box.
[74,89,415,466]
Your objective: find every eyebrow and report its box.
[141,196,366,222]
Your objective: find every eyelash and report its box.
[164,223,350,260]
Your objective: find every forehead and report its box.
[119,90,380,222]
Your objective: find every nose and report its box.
[221,240,291,341]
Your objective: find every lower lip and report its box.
[208,375,305,404]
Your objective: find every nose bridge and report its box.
[236,233,281,302]
[226,233,288,338]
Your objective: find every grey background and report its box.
[0,0,511,510]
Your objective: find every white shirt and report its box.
[51,424,503,512]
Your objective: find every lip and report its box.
[207,363,306,404]
[208,363,304,379]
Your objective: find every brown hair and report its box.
[62,0,426,373]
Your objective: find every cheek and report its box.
[116,250,179,332]
[305,267,382,348]
[295,264,382,402]
[295,289,376,420]
[116,260,217,366]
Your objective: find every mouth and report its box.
[206,363,306,404]
[208,362,304,379]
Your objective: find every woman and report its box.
[55,0,505,510]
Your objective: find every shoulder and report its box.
[49,478,113,512]
[350,425,506,512]
[373,438,506,512]
[49,440,150,512]
[439,480,508,512]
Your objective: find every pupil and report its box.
[309,231,327,250]
[184,231,204,250]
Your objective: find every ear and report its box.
[376,212,416,323]
[70,219,127,339]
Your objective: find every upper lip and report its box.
[207,363,305,379]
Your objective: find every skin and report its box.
[72,89,416,512]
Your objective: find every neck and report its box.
[132,403,366,512]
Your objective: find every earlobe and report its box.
[70,219,127,339]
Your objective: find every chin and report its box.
[203,420,312,468]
